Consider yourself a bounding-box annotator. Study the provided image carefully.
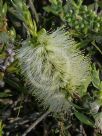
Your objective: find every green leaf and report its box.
[0,120,4,136]
[43,6,52,13]
[100,82,102,90]
[0,53,6,59]
[87,3,94,10]
[8,8,24,21]
[71,103,84,109]
[0,92,12,98]
[74,111,94,126]
[7,66,17,73]
[49,0,58,5]
[91,65,100,89]
[2,3,7,17]
[5,78,20,91]
[98,1,102,8]
[96,134,102,136]
[0,32,9,43]
[77,0,83,7]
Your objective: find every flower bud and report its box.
[90,101,100,113]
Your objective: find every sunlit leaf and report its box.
[74,111,94,126]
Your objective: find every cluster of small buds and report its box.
[0,44,15,88]
[64,5,102,34]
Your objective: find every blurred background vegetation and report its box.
[0,0,102,136]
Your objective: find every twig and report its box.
[29,0,39,23]
[5,112,40,131]
[80,124,87,136]
[17,93,23,117]
[22,110,50,136]
[43,120,48,136]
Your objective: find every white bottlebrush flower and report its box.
[17,28,91,113]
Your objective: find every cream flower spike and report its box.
[17,28,91,113]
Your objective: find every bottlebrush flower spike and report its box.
[17,28,91,113]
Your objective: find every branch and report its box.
[29,0,39,23]
[22,110,50,136]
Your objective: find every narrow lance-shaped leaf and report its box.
[74,111,94,126]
